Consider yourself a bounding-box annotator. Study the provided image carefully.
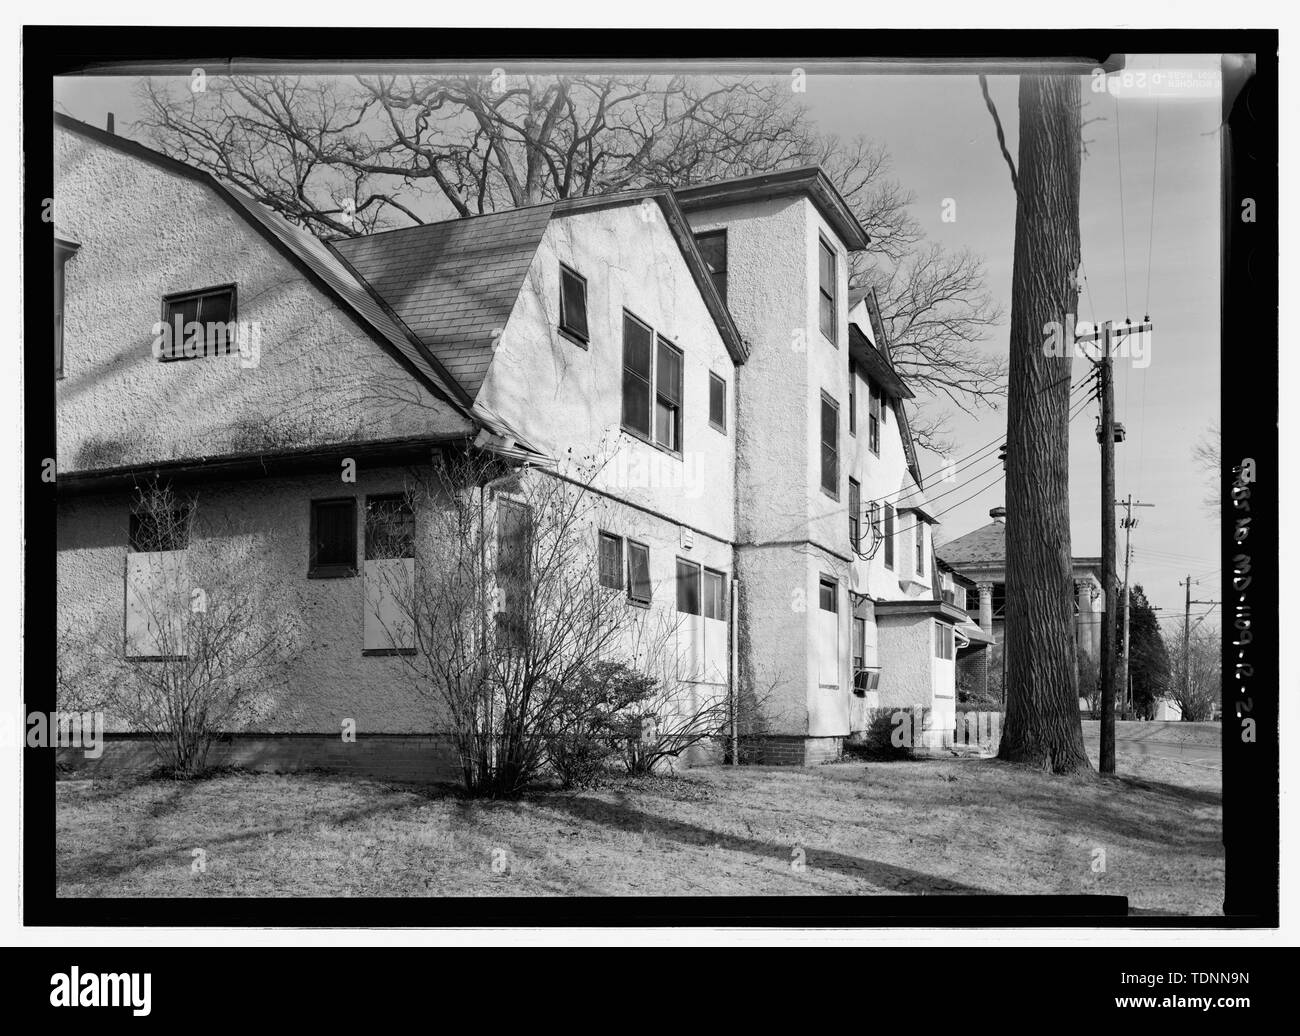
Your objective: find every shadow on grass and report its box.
[538,791,995,894]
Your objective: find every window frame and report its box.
[694,228,728,303]
[627,539,652,606]
[655,335,685,455]
[933,620,955,661]
[702,567,728,621]
[915,518,927,577]
[867,378,882,455]
[818,575,838,613]
[883,502,895,570]
[158,283,238,363]
[848,362,857,436]
[558,263,590,347]
[708,371,727,433]
[818,235,838,346]
[364,493,415,561]
[309,497,358,579]
[676,557,702,616]
[598,530,625,591]
[819,391,839,499]
[848,478,861,552]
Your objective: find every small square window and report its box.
[365,494,414,560]
[159,285,237,361]
[559,264,589,344]
[310,498,358,577]
[709,372,727,432]
[818,576,838,613]
[128,506,191,553]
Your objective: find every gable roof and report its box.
[333,188,747,401]
[54,112,485,410]
[673,166,870,252]
[331,204,555,400]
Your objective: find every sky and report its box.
[54,55,1224,632]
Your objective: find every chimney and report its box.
[989,506,1006,522]
[105,112,115,134]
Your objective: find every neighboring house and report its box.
[53,112,970,775]
[935,507,1104,705]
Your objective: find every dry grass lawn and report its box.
[56,740,1222,914]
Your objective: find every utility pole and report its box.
[1117,495,1154,714]
[1180,574,1194,704]
[1076,317,1151,773]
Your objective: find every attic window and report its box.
[709,372,726,432]
[558,264,589,345]
[159,285,237,361]
[694,230,727,303]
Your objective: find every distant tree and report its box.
[136,72,1004,450]
[1193,422,1221,516]
[1165,626,1221,722]
[1122,585,1171,718]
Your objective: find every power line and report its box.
[1114,91,1132,319]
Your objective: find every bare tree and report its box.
[74,483,305,777]
[1193,422,1221,515]
[135,73,1004,439]
[382,450,717,797]
[986,74,1091,774]
[1165,627,1221,722]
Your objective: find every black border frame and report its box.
[25,25,1278,928]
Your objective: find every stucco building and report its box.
[54,112,973,775]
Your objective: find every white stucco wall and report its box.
[54,124,467,475]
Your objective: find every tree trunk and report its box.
[997,74,1092,774]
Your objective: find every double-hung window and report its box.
[598,531,624,590]
[848,478,861,552]
[622,311,684,453]
[818,237,837,344]
[559,264,589,345]
[883,502,895,569]
[820,392,839,497]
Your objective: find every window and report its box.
[818,237,837,344]
[848,479,861,552]
[55,240,78,378]
[655,336,684,452]
[934,621,955,661]
[309,498,357,577]
[818,576,838,613]
[365,495,414,560]
[884,502,895,569]
[627,540,652,604]
[129,506,191,553]
[695,229,728,302]
[622,312,654,439]
[676,558,701,615]
[497,500,532,644]
[915,519,927,577]
[702,568,727,621]
[558,264,589,344]
[852,617,869,695]
[598,531,624,590]
[820,392,838,497]
[159,285,237,361]
[709,372,727,432]
[848,362,857,435]
[868,378,881,455]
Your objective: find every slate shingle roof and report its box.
[934,520,1007,567]
[332,204,556,399]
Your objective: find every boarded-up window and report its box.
[125,550,190,661]
[816,575,840,687]
[496,500,532,645]
[559,264,589,344]
[310,498,357,577]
